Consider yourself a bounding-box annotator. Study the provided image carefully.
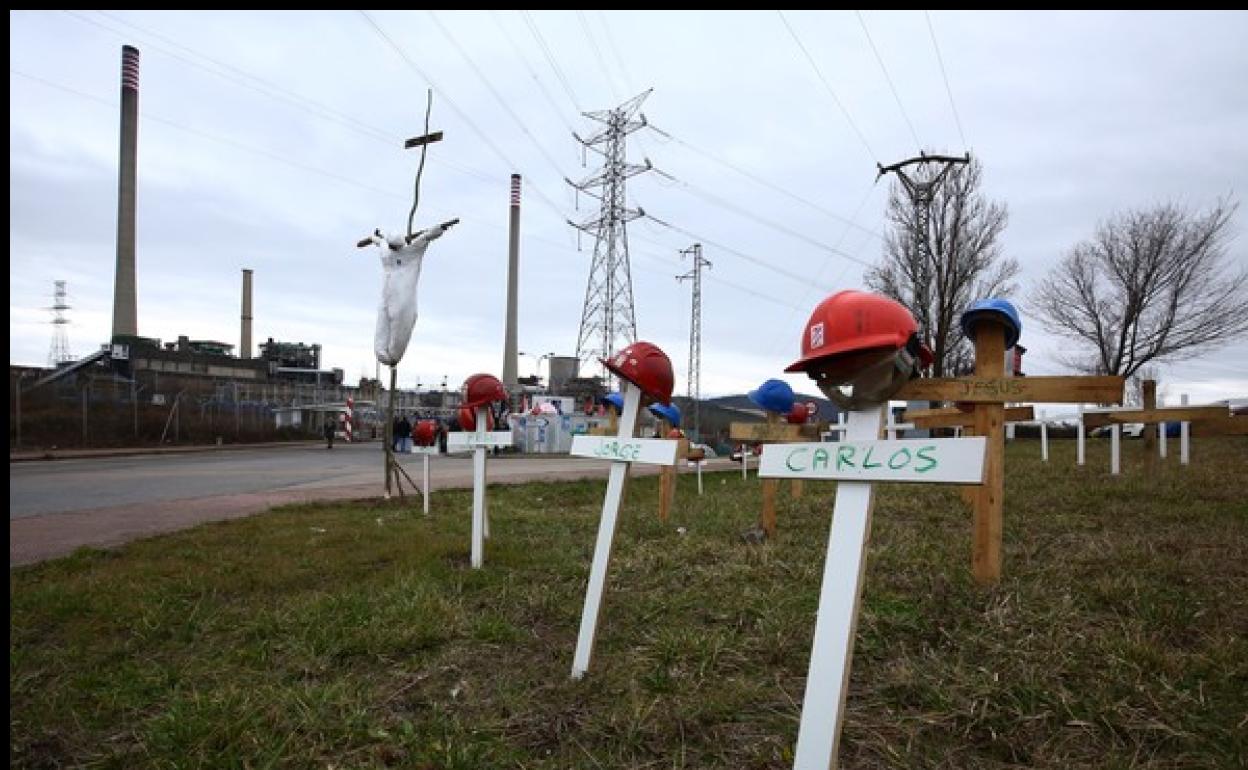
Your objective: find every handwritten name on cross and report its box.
[447,408,513,569]
[567,383,678,679]
[759,405,987,769]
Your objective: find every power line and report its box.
[925,11,968,149]
[646,121,886,243]
[775,10,878,162]
[358,11,569,218]
[641,211,835,292]
[650,165,875,271]
[855,11,923,151]
[596,11,637,95]
[426,11,571,180]
[62,10,498,186]
[521,11,582,114]
[489,11,576,135]
[577,10,621,102]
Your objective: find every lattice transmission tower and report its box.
[567,89,654,381]
[48,280,73,366]
[677,243,710,439]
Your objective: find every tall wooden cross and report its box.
[895,318,1124,585]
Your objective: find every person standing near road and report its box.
[323,419,335,450]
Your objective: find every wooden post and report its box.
[657,420,677,523]
[384,366,397,498]
[761,413,780,538]
[971,323,1006,586]
[1142,379,1157,468]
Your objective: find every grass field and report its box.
[10,437,1247,769]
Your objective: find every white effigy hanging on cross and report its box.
[567,341,679,680]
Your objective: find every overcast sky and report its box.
[10,10,1248,407]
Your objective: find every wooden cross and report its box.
[759,405,988,769]
[446,407,513,569]
[651,416,691,522]
[1082,382,1233,474]
[730,415,823,539]
[567,383,679,679]
[895,320,1125,585]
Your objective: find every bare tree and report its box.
[867,157,1019,376]
[1033,198,1247,379]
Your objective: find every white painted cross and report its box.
[567,383,678,679]
[409,444,439,515]
[446,407,513,568]
[758,405,988,770]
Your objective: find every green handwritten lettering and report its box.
[786,447,808,472]
[862,447,882,469]
[914,445,938,473]
[887,447,912,470]
[836,446,855,470]
[813,448,829,470]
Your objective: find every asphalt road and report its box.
[10,442,731,567]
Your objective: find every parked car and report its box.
[1091,423,1145,438]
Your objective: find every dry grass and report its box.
[10,437,1247,768]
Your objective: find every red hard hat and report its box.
[601,341,674,405]
[461,373,507,409]
[785,290,929,373]
[414,419,437,446]
[458,405,494,431]
[785,403,810,424]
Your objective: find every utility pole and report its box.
[876,152,969,347]
[567,89,654,384]
[677,243,710,440]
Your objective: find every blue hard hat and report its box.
[648,401,682,428]
[748,378,796,415]
[602,392,624,412]
[960,298,1022,349]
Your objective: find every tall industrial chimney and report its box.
[111,45,140,339]
[502,173,521,387]
[240,269,253,359]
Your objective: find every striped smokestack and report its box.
[241,269,253,359]
[111,45,140,339]
[502,173,521,387]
